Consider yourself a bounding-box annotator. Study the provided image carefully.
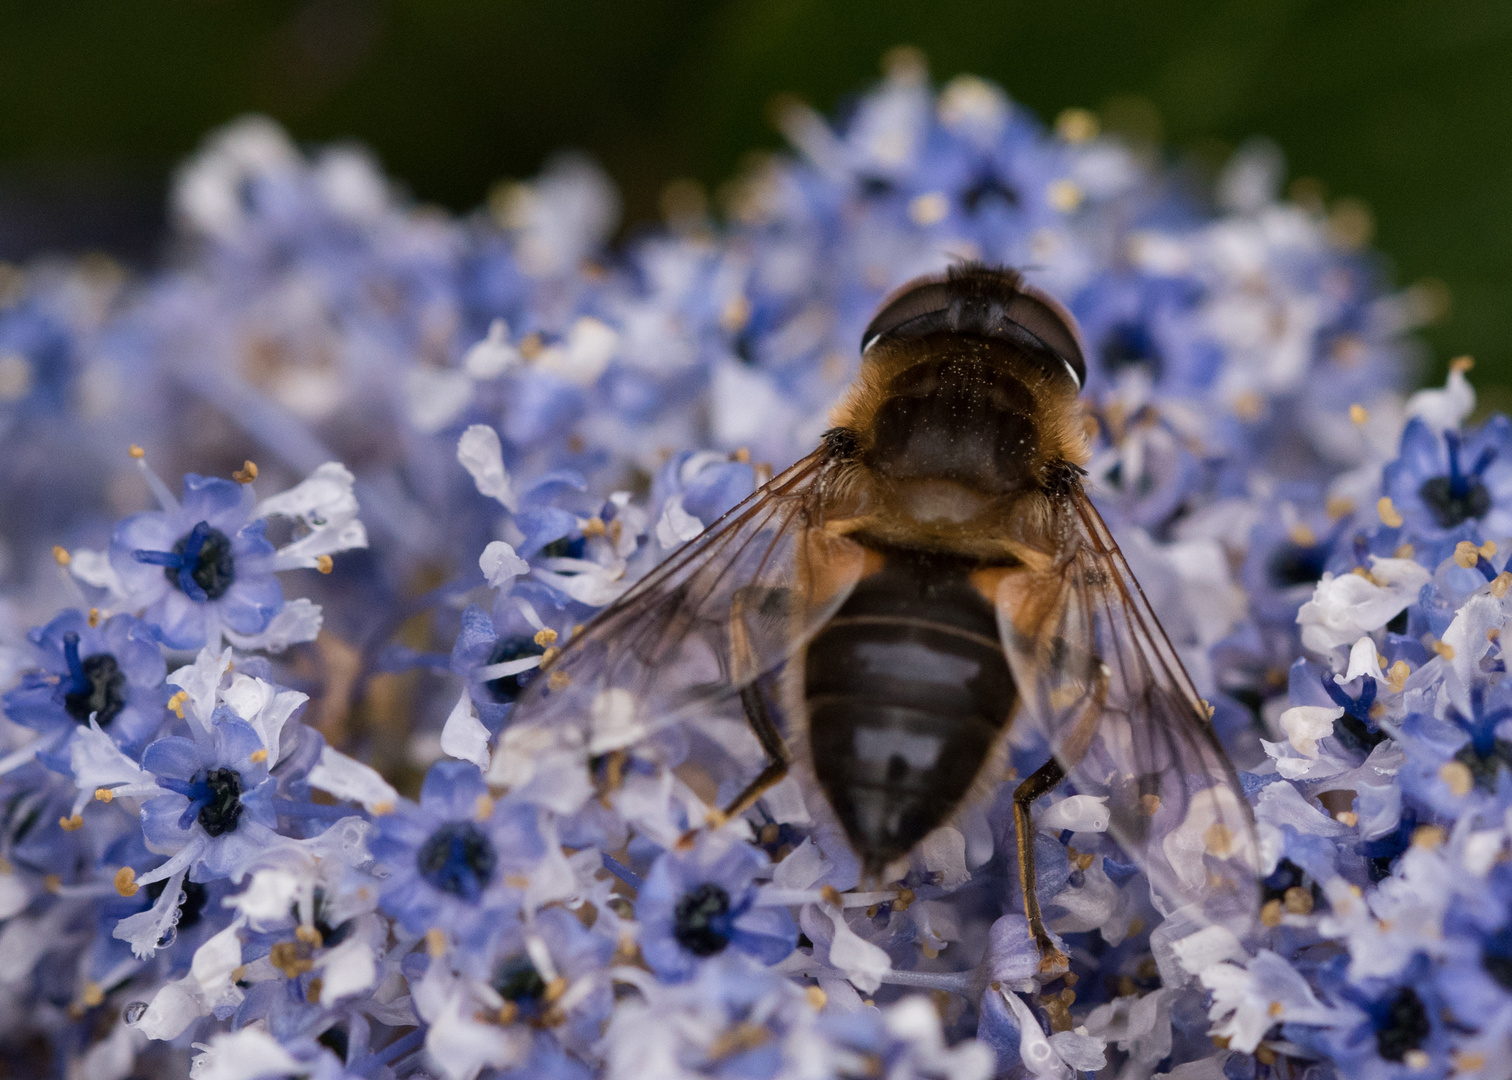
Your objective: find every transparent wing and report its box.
[504,446,865,778]
[997,484,1258,930]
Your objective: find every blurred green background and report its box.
[1,0,1508,392]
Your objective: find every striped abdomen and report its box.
[803,547,1015,875]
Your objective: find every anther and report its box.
[533,628,558,647]
[128,445,145,459]
[114,867,139,897]
[249,749,268,763]
[1349,403,1369,425]
[59,814,83,831]
[52,546,70,567]
[231,460,258,484]
[168,690,188,718]
[315,555,333,574]
[1377,497,1404,528]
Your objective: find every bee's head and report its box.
[860,263,1086,391]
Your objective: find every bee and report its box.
[509,264,1256,969]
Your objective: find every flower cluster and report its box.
[0,49,1505,1080]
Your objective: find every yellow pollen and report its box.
[894,887,915,912]
[732,447,751,463]
[1483,540,1499,557]
[1394,543,1416,559]
[81,982,104,1008]
[475,794,495,821]
[1336,810,1359,827]
[1283,886,1314,915]
[1404,1049,1430,1070]
[534,628,559,647]
[1412,824,1446,849]
[295,924,323,946]
[1268,1001,1284,1018]
[1139,793,1161,816]
[1203,823,1234,857]
[425,928,448,957]
[1493,572,1512,598]
[1047,179,1084,213]
[1289,523,1317,547]
[51,546,71,567]
[806,985,828,1010]
[1455,540,1482,569]
[167,690,188,718]
[1055,107,1099,143]
[1326,496,1355,520]
[372,800,395,815]
[719,297,751,333]
[87,607,99,627]
[581,517,605,538]
[921,943,939,959]
[820,885,843,908]
[1232,391,1264,420]
[1432,639,1456,661]
[1377,496,1404,528]
[94,788,114,803]
[1349,403,1369,425]
[114,867,139,897]
[43,873,62,893]
[1451,355,1475,373]
[907,192,950,226]
[540,646,561,667]
[1440,761,1474,796]
[314,555,333,574]
[1200,698,1215,720]
[128,444,145,459]
[1388,660,1410,693]
[249,748,268,763]
[59,814,83,832]
[1453,1051,1487,1072]
[232,460,259,484]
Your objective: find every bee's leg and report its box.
[1013,757,1069,974]
[708,680,790,828]
[678,587,793,847]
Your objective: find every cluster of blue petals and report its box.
[0,54,1507,1080]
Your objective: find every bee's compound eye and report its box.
[859,274,952,355]
[1005,284,1086,389]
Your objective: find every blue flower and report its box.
[3,609,167,750]
[1382,416,1512,545]
[138,716,279,882]
[636,834,795,982]
[109,472,281,649]
[368,760,544,945]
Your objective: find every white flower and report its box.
[479,540,529,587]
[1298,558,1431,654]
[1405,365,1475,431]
[1201,950,1350,1053]
[1278,705,1343,759]
[188,1027,302,1080]
[221,674,306,766]
[456,424,516,511]
[440,689,490,770]
[463,319,521,379]
[307,745,400,813]
[258,462,367,568]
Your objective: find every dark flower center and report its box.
[1100,321,1162,380]
[1453,739,1512,792]
[539,535,585,561]
[492,954,548,1003]
[674,882,734,957]
[59,631,126,726]
[195,768,244,836]
[416,821,496,901]
[1419,430,1496,529]
[484,637,543,704]
[1321,674,1387,755]
[1267,543,1329,589]
[961,173,1018,214]
[1374,987,1431,1062]
[133,520,236,602]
